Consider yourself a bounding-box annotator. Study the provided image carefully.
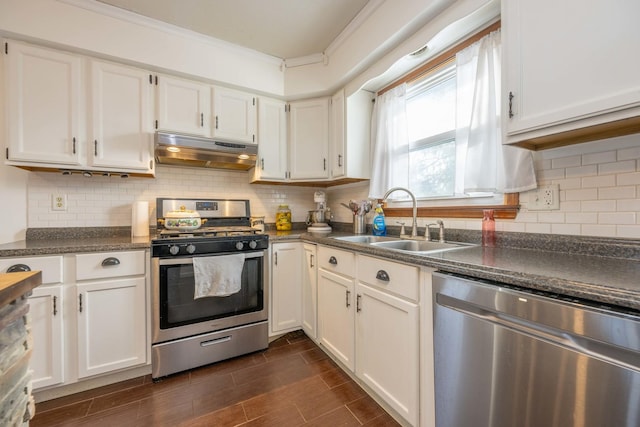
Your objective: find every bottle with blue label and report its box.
[372,204,386,236]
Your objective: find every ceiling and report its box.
[96,0,371,60]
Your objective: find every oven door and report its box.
[151,250,268,344]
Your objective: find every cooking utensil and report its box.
[163,206,205,230]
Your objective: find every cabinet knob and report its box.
[101,257,121,267]
[7,263,31,273]
[329,256,337,265]
[375,270,390,282]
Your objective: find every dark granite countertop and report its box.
[1,227,638,311]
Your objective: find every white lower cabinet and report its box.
[356,255,420,426]
[29,285,65,389]
[1,256,65,389]
[270,242,303,335]
[75,251,148,378]
[316,246,423,426]
[76,277,147,378]
[301,243,317,340]
[3,250,149,392]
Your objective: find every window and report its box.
[406,64,457,198]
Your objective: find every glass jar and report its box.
[276,204,292,231]
[482,209,496,247]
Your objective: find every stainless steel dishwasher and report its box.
[432,272,640,427]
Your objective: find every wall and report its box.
[26,166,319,228]
[328,134,640,239]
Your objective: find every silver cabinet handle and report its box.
[310,254,314,268]
[101,257,120,267]
[356,294,362,312]
[94,140,98,156]
[79,294,83,313]
[274,252,278,266]
[329,256,337,265]
[53,295,58,316]
[376,270,390,282]
[346,290,351,308]
[7,263,31,273]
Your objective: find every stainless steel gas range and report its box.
[150,198,269,379]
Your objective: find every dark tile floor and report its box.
[30,331,401,426]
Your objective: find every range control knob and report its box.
[169,245,180,256]
[186,244,196,254]
[235,241,244,250]
[249,240,258,249]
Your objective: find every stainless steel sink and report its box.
[333,235,399,244]
[370,239,475,253]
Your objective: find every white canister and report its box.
[250,216,265,233]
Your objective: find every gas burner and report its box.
[157,226,258,239]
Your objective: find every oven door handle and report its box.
[157,250,265,265]
[200,335,232,347]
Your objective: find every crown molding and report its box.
[57,0,282,65]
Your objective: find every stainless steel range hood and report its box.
[154,132,257,171]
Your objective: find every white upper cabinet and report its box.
[253,97,287,181]
[89,60,153,172]
[156,74,211,136]
[503,0,640,149]
[6,41,82,165]
[212,86,257,144]
[288,97,330,180]
[5,40,154,175]
[330,89,373,180]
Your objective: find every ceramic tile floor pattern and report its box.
[30,331,402,426]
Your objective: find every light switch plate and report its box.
[528,184,560,210]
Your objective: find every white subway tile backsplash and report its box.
[565,165,598,178]
[598,160,636,175]
[598,212,636,225]
[581,200,616,212]
[564,188,598,201]
[581,174,616,188]
[582,150,616,165]
[598,186,636,200]
[616,225,640,238]
[617,146,640,161]
[565,213,597,224]
[617,199,640,212]
[581,224,616,237]
[551,155,581,169]
[551,223,581,235]
[617,171,640,186]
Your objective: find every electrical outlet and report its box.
[528,184,560,211]
[52,193,67,211]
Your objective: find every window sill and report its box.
[381,193,519,219]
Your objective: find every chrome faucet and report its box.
[424,220,445,242]
[382,187,418,238]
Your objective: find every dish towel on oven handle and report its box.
[193,254,245,298]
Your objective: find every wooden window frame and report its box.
[377,21,515,220]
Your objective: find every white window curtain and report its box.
[456,30,537,193]
[368,84,410,198]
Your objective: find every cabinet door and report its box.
[253,97,287,181]
[90,60,153,172]
[6,41,82,165]
[356,282,419,426]
[503,0,640,145]
[156,75,210,136]
[289,98,330,180]
[29,286,64,389]
[213,87,256,144]
[330,90,346,178]
[270,243,302,334]
[301,244,317,340]
[317,268,355,370]
[76,277,146,378]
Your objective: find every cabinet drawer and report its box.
[318,246,355,278]
[357,255,419,301]
[76,250,145,280]
[0,255,63,285]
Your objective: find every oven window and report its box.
[159,255,263,329]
